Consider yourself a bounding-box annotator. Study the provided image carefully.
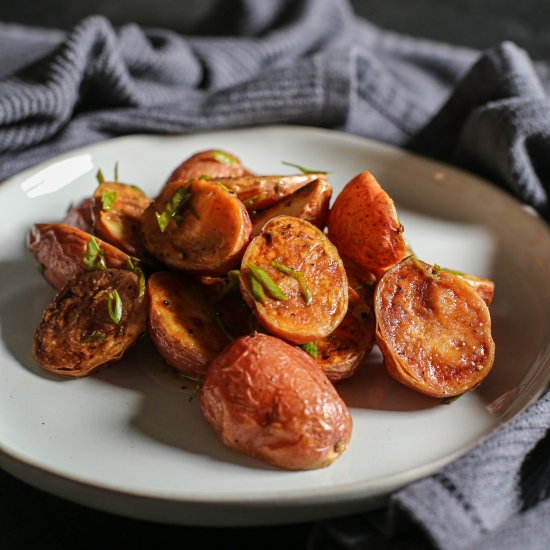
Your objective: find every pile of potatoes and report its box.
[29,149,495,470]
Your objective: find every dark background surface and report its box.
[1,1,549,549]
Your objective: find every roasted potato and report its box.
[200,333,352,470]
[239,216,348,344]
[313,288,375,382]
[250,178,332,237]
[328,171,407,272]
[93,182,152,257]
[141,179,252,276]
[375,256,495,398]
[164,149,249,190]
[28,224,130,291]
[341,255,377,308]
[212,173,327,212]
[33,269,147,376]
[62,197,95,233]
[147,272,231,378]
[438,268,495,306]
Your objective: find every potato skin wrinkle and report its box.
[200,333,352,470]
[328,171,407,272]
[375,257,495,398]
[33,269,147,377]
[240,216,348,344]
[141,179,252,276]
[94,182,152,257]
[27,223,130,291]
[147,272,231,378]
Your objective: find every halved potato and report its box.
[200,333,352,470]
[62,197,95,233]
[93,182,152,257]
[375,256,495,398]
[251,178,331,236]
[33,269,147,376]
[239,216,348,344]
[27,224,130,291]
[328,171,407,272]
[141,179,252,276]
[147,271,231,378]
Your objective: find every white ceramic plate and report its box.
[1,126,549,527]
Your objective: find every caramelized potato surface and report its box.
[314,288,375,382]
[375,257,495,398]
[200,333,352,470]
[94,182,152,257]
[240,216,348,344]
[328,171,407,271]
[33,269,147,377]
[251,178,331,237]
[141,179,252,276]
[147,272,231,378]
[28,223,130,291]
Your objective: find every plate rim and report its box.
[1,124,549,523]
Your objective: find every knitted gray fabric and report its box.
[1,1,549,548]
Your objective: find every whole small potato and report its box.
[200,333,352,470]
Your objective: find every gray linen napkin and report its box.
[1,0,549,548]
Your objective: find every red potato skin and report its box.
[327,171,407,272]
[251,178,332,237]
[62,197,95,233]
[33,269,147,377]
[27,224,130,291]
[375,257,495,398]
[141,179,252,276]
[147,272,231,378]
[200,333,352,470]
[163,149,249,191]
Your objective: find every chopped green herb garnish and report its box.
[214,182,237,195]
[155,184,193,232]
[129,184,146,195]
[188,380,202,402]
[114,162,119,182]
[101,190,117,212]
[83,331,105,343]
[96,169,105,185]
[249,272,266,304]
[301,342,318,360]
[442,393,463,405]
[107,289,123,324]
[212,151,237,166]
[282,161,328,174]
[217,270,240,300]
[247,263,287,301]
[83,236,107,271]
[126,258,146,298]
[243,193,267,208]
[271,261,312,305]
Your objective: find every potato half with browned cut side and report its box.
[27,224,130,291]
[141,179,252,276]
[147,271,231,379]
[239,216,348,345]
[375,256,495,398]
[33,269,147,377]
[328,171,407,272]
[341,255,377,308]
[94,182,152,257]
[313,288,375,382]
[200,333,352,470]
[251,178,332,237]
[164,149,248,190]
[213,173,327,212]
